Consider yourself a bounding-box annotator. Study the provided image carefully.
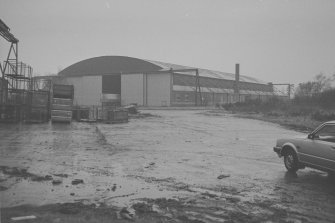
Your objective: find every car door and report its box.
[299,124,335,171]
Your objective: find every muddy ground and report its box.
[1,110,335,223]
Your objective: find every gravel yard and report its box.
[1,110,334,223]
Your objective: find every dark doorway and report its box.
[102,75,121,94]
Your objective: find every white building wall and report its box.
[63,76,102,106]
[147,73,171,106]
[121,74,144,106]
[121,73,171,106]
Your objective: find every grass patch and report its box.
[223,95,335,132]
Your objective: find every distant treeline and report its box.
[224,88,335,122]
[225,73,335,122]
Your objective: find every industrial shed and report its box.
[54,56,278,107]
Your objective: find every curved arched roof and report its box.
[59,55,265,84]
[59,56,162,76]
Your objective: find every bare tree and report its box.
[295,73,334,97]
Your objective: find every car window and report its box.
[315,124,335,142]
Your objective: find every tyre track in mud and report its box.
[133,177,335,223]
[94,125,131,155]
[95,126,108,145]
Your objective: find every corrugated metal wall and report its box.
[121,74,144,106]
[146,73,171,106]
[63,76,102,106]
[121,73,171,106]
[171,73,277,106]
[52,72,281,107]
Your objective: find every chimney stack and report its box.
[234,63,240,94]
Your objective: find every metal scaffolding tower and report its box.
[0,19,51,122]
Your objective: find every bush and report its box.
[317,89,335,108]
[311,110,335,121]
[294,88,335,109]
[224,92,335,121]
[223,97,288,113]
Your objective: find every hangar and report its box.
[53,56,278,107]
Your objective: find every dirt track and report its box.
[1,110,335,222]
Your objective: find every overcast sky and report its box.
[1,0,335,86]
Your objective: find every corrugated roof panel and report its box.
[146,59,266,84]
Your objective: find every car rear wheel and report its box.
[284,150,299,172]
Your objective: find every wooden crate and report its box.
[25,108,49,123]
[31,91,49,108]
[103,109,128,124]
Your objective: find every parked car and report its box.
[274,121,335,175]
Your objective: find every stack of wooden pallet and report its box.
[51,84,73,123]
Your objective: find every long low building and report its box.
[50,56,282,107]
